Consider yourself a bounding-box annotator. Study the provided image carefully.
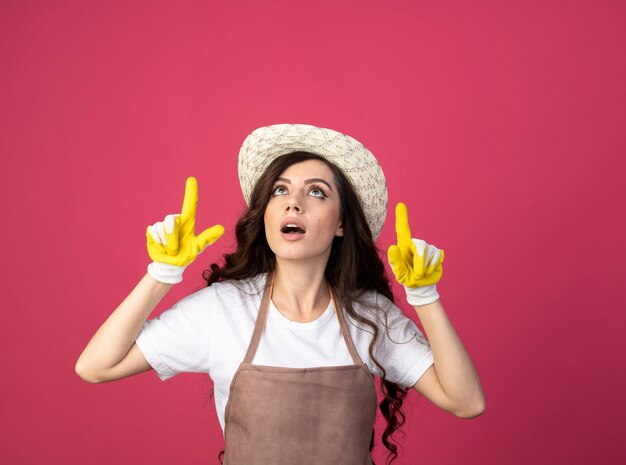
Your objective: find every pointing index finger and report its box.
[180,177,198,222]
[395,202,413,249]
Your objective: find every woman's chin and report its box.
[268,234,334,263]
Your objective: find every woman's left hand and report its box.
[387,202,445,306]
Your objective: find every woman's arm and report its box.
[386,203,484,417]
[75,273,173,383]
[412,299,485,418]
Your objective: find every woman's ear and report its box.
[336,224,344,237]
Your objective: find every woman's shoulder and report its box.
[350,287,408,326]
[352,287,394,309]
[188,272,268,306]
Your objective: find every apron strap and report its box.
[243,271,273,364]
[330,285,365,365]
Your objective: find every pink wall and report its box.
[1,1,624,464]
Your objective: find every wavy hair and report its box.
[202,151,422,465]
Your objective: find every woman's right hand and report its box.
[146,177,225,284]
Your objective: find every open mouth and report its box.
[281,225,306,235]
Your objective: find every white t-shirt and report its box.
[135,272,434,434]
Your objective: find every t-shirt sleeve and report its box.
[371,292,434,390]
[135,287,214,381]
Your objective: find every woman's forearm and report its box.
[413,299,485,415]
[75,273,173,380]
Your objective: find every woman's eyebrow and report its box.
[275,177,333,191]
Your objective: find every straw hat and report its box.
[238,123,388,240]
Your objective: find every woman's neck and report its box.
[271,265,331,323]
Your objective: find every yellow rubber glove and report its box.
[387,202,445,306]
[146,177,224,284]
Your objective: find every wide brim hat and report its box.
[238,123,388,240]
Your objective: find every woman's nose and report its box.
[286,195,301,211]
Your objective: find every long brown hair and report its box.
[203,151,419,465]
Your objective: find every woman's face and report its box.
[264,159,344,264]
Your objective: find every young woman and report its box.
[76,124,485,465]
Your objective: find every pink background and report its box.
[1,1,624,464]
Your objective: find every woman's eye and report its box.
[309,187,327,198]
[271,185,327,198]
